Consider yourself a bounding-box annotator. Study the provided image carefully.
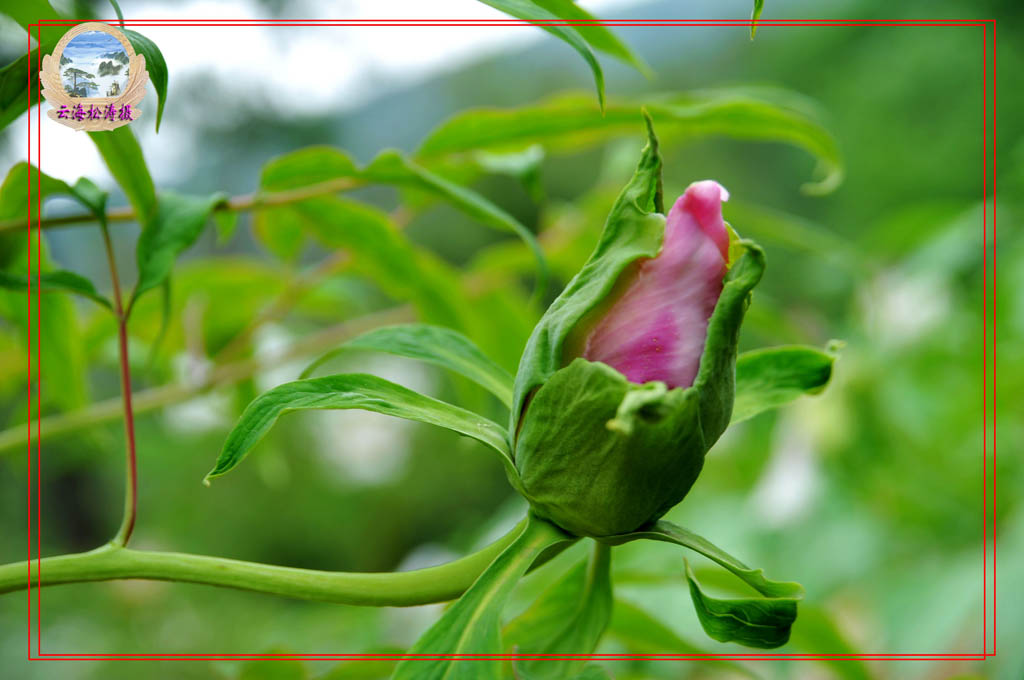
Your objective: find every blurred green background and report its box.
[0,0,1019,678]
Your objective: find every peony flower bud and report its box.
[578,180,731,389]
[511,115,764,537]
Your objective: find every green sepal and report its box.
[515,358,705,537]
[510,112,664,431]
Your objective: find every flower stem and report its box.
[99,223,137,547]
[0,519,532,606]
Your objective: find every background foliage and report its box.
[0,0,1019,678]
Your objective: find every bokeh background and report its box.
[0,0,1019,678]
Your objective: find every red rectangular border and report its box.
[23,16,997,662]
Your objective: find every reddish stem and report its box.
[100,224,137,547]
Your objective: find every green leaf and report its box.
[601,520,804,599]
[258,146,548,296]
[789,606,874,680]
[685,559,796,648]
[418,89,842,194]
[88,127,157,223]
[317,657,399,680]
[504,543,612,679]
[599,521,803,649]
[391,514,570,680]
[0,270,111,309]
[4,1,67,51]
[108,0,125,27]
[0,49,47,132]
[122,29,169,132]
[206,373,515,482]
[731,345,837,424]
[751,0,765,39]
[531,0,650,76]
[476,0,605,109]
[132,191,227,304]
[366,150,549,299]
[301,323,514,408]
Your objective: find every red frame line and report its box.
[23,17,996,662]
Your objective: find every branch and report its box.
[0,518,527,606]
[0,177,364,234]
[0,305,414,455]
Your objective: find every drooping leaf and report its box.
[0,270,111,309]
[122,29,170,133]
[206,373,515,482]
[391,514,570,680]
[685,559,797,648]
[600,521,804,649]
[751,0,766,39]
[476,0,605,109]
[601,521,804,599]
[418,89,842,193]
[531,0,650,76]
[132,191,227,304]
[504,543,612,679]
[731,344,837,424]
[301,323,514,408]
[88,127,157,222]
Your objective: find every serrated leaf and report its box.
[391,515,569,680]
[504,543,612,679]
[0,270,111,309]
[301,323,514,408]
[132,191,227,304]
[685,559,797,648]
[88,127,157,223]
[476,0,605,108]
[731,344,837,424]
[122,29,169,133]
[207,373,515,482]
[418,89,842,193]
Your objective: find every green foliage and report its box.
[88,127,157,222]
[122,29,169,132]
[751,0,766,39]
[504,544,613,679]
[731,344,837,424]
[391,515,570,680]
[206,373,516,483]
[301,323,515,408]
[418,89,842,193]
[0,270,111,309]
[476,0,606,108]
[685,559,797,648]
[132,191,227,305]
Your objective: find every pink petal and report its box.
[582,180,729,388]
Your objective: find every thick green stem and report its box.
[0,518,528,606]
